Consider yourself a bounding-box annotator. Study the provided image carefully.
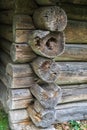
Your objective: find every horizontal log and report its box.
[30,83,62,108]
[27,101,55,128]
[28,30,65,58]
[0,0,37,15]
[54,44,87,61]
[10,120,55,130]
[35,0,57,5]
[13,14,35,30]
[10,43,36,63]
[15,0,38,14]
[0,39,12,54]
[55,101,87,123]
[61,0,87,5]
[35,0,87,5]
[6,63,34,78]
[9,109,29,124]
[31,57,61,83]
[60,3,87,21]
[0,10,13,24]
[61,84,87,103]
[0,64,35,88]
[0,25,13,42]
[65,20,87,43]
[33,6,67,31]
[0,39,36,63]
[37,62,87,85]
[7,98,33,110]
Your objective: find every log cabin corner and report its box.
[0,0,87,130]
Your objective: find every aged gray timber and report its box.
[27,101,55,128]
[30,83,62,108]
[55,101,87,123]
[13,14,35,30]
[9,109,29,124]
[6,63,34,78]
[10,43,36,63]
[28,30,65,58]
[33,6,67,31]
[32,57,60,83]
[10,120,55,130]
[33,58,87,84]
[54,44,87,61]
[0,0,37,15]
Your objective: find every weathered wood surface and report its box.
[0,51,12,67]
[1,40,87,62]
[7,98,33,110]
[32,57,60,83]
[13,14,35,30]
[0,10,13,24]
[0,39,36,63]
[35,0,87,5]
[9,109,29,124]
[28,30,65,58]
[15,0,37,14]
[6,63,34,78]
[0,0,37,14]
[35,0,57,5]
[65,20,87,43]
[1,20,87,43]
[55,101,87,123]
[61,84,87,103]
[54,44,87,61]
[0,81,8,113]
[0,25,13,42]
[0,39,12,54]
[33,6,67,31]
[60,3,87,21]
[10,43,36,63]
[30,83,62,108]
[34,58,87,84]
[27,102,55,128]
[10,121,55,130]
[0,64,35,88]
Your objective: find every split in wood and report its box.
[33,6,67,31]
[30,83,62,108]
[31,57,61,83]
[28,30,65,58]
[27,101,55,128]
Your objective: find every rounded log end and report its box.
[32,57,61,83]
[29,31,65,58]
[33,6,67,31]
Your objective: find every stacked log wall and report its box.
[0,0,87,130]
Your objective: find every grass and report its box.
[0,108,9,130]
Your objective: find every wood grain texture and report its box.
[30,83,62,108]
[55,101,87,123]
[33,6,67,31]
[9,109,29,124]
[65,20,87,43]
[13,14,35,30]
[32,57,61,83]
[10,43,36,63]
[35,60,87,85]
[10,121,55,130]
[27,102,55,128]
[28,30,65,58]
[6,63,34,78]
[54,44,87,61]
